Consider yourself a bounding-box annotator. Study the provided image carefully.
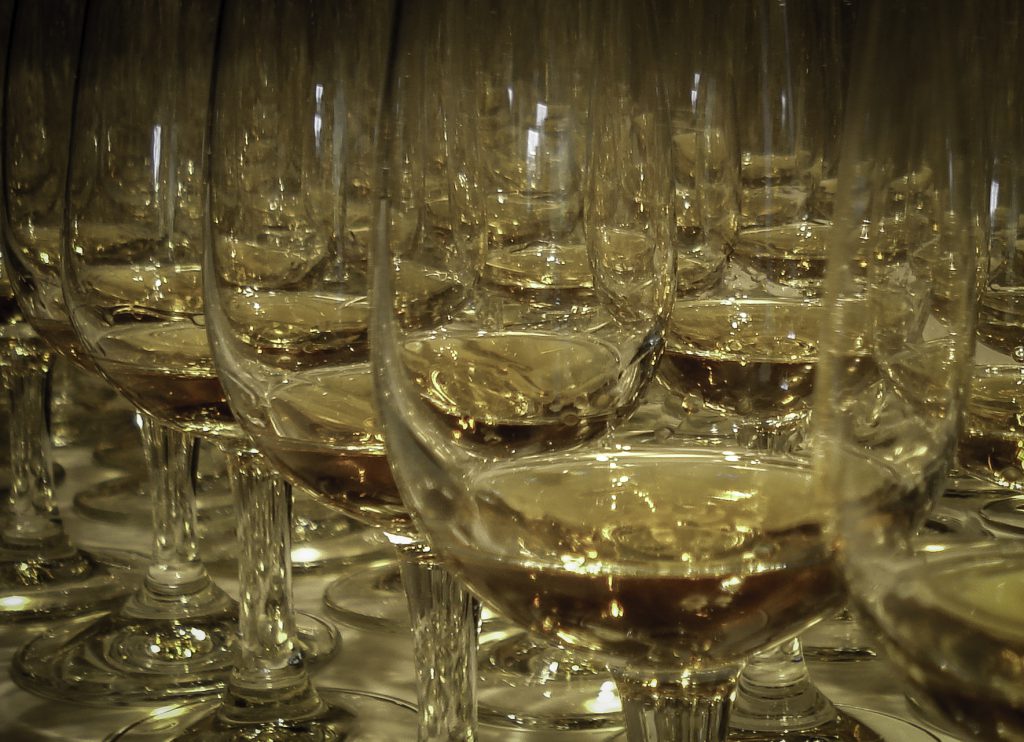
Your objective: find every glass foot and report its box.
[0,545,135,622]
[979,495,1024,536]
[829,706,940,741]
[322,557,409,634]
[204,497,386,574]
[477,623,622,730]
[92,427,147,474]
[11,601,338,705]
[108,687,418,741]
[607,706,939,742]
[288,494,386,573]
[802,611,877,663]
[729,704,885,741]
[294,610,341,666]
[73,474,234,528]
[12,602,238,704]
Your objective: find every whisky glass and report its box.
[15,3,334,720]
[9,0,242,705]
[819,2,998,740]
[0,0,131,621]
[203,2,467,740]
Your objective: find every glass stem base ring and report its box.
[321,557,408,634]
[107,687,418,741]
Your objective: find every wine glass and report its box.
[203,2,478,739]
[950,3,1024,541]
[659,0,737,300]
[10,0,241,705]
[377,4,836,742]
[657,3,885,740]
[818,1,997,740]
[0,0,132,621]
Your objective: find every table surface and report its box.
[0,444,967,742]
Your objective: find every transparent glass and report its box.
[655,3,876,738]
[204,2,465,739]
[375,4,839,742]
[818,2,992,740]
[658,0,737,300]
[26,0,349,725]
[0,0,130,621]
[12,1,239,703]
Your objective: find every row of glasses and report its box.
[56,2,415,739]
[8,0,240,704]
[686,3,877,739]
[0,2,995,742]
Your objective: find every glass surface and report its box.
[818,2,994,740]
[12,0,240,704]
[0,0,133,622]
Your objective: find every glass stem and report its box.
[613,666,739,742]
[729,638,835,732]
[3,339,62,546]
[137,414,211,599]
[395,541,479,742]
[217,444,324,723]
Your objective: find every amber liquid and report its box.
[957,366,1024,490]
[439,449,841,669]
[877,548,1024,741]
[662,298,821,417]
[93,322,236,438]
[403,330,625,451]
[257,364,409,534]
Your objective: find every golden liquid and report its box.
[441,448,841,668]
[957,366,1024,490]
[259,364,409,535]
[93,322,236,438]
[404,330,624,450]
[878,548,1024,741]
[662,298,821,417]
[731,222,830,288]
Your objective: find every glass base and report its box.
[904,688,973,740]
[73,474,234,528]
[12,602,238,704]
[108,687,417,741]
[323,560,625,731]
[12,600,337,705]
[204,498,386,574]
[729,705,885,741]
[0,545,135,622]
[607,706,939,742]
[477,623,622,730]
[322,557,409,634]
[801,612,878,663]
[92,426,147,474]
[979,495,1024,536]
[289,495,384,573]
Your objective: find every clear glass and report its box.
[204,2,464,739]
[818,2,992,740]
[11,0,241,704]
[374,4,839,742]
[656,3,877,737]
[26,1,353,726]
[0,0,131,621]
[659,0,737,300]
